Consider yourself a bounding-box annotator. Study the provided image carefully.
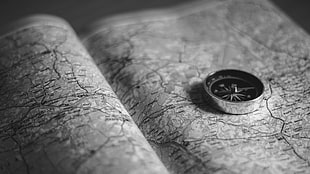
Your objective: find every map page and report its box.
[0,15,167,174]
[84,0,310,173]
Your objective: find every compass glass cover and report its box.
[205,69,264,103]
[210,77,258,102]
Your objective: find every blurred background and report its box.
[0,0,310,34]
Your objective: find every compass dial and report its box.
[203,69,264,114]
[211,77,258,102]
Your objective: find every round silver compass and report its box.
[203,69,264,114]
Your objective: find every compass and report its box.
[203,69,264,114]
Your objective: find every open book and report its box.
[1,0,310,173]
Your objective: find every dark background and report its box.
[0,0,310,34]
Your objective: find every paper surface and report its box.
[0,16,167,174]
[84,0,310,173]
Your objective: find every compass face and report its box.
[203,69,264,114]
[210,77,258,102]
[205,69,264,103]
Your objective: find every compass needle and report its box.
[235,95,241,101]
[230,95,234,101]
[222,94,230,99]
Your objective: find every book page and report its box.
[0,15,168,174]
[84,0,310,173]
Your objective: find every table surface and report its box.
[1,0,310,34]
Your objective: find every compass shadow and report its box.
[187,82,225,115]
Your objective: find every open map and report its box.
[85,0,310,173]
[0,17,167,174]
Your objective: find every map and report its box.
[0,17,167,174]
[84,0,310,173]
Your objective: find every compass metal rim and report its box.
[203,69,265,114]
